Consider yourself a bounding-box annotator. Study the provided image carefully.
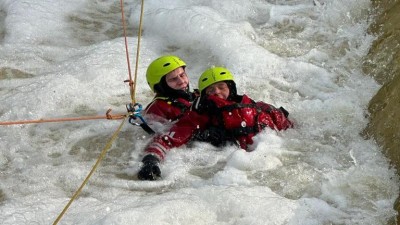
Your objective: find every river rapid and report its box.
[363,0,400,223]
[0,0,399,224]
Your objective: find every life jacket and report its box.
[143,95,293,160]
[144,96,192,121]
[210,95,258,132]
[145,89,198,121]
[159,96,191,112]
[207,94,290,149]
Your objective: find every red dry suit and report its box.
[144,94,293,160]
[144,96,192,122]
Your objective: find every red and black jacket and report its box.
[144,94,293,160]
[144,96,192,122]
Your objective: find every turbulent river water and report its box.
[363,0,400,223]
[0,0,399,224]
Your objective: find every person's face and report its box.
[165,67,189,91]
[205,81,230,100]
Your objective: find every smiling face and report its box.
[165,67,189,91]
[205,81,230,100]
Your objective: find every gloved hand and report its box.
[193,94,216,114]
[195,126,231,147]
[137,154,161,181]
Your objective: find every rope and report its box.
[121,0,145,105]
[120,0,134,103]
[0,2,148,224]
[131,0,145,104]
[0,109,125,126]
[52,117,127,225]
[52,2,147,224]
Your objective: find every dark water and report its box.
[363,0,400,223]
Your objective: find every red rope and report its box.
[120,0,136,104]
[1,2,144,126]
[0,109,126,126]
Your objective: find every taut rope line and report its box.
[52,117,127,225]
[0,2,146,126]
[0,1,148,223]
[121,0,145,105]
[120,0,135,104]
[0,109,125,126]
[52,1,147,224]
[131,0,145,104]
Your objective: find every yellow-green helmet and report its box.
[146,55,186,92]
[198,67,234,92]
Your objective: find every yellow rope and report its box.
[131,0,145,104]
[120,0,134,103]
[53,1,146,224]
[52,117,127,225]
[120,0,145,105]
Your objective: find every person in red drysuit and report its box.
[138,67,293,180]
[144,55,198,123]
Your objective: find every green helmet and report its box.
[146,55,186,92]
[198,67,234,92]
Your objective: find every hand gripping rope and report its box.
[126,103,155,135]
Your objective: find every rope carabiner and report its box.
[126,103,155,135]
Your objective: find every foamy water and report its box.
[0,0,398,224]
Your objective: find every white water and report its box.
[0,0,398,224]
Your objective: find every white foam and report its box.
[0,0,398,224]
